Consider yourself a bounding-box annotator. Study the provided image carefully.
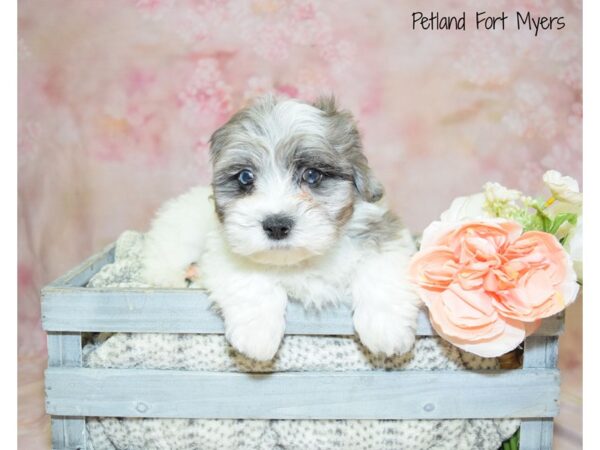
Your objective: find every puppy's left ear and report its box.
[350,151,384,203]
[313,96,384,203]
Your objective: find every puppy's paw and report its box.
[353,308,416,356]
[226,317,285,361]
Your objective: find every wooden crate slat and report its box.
[47,332,83,367]
[45,368,559,420]
[47,244,115,288]
[50,416,87,450]
[47,333,87,450]
[520,418,554,450]
[523,336,559,369]
[41,289,565,337]
[42,242,568,450]
[518,335,560,449]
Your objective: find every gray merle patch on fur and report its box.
[312,95,384,203]
[347,210,404,248]
[209,95,384,222]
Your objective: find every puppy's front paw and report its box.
[226,317,285,361]
[353,308,416,356]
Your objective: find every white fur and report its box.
[220,169,347,266]
[142,97,421,360]
[213,100,346,266]
[142,186,218,288]
[257,100,327,146]
[142,187,421,361]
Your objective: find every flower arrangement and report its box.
[409,170,582,357]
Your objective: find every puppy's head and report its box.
[209,95,383,265]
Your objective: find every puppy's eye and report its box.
[302,168,323,186]
[237,169,254,186]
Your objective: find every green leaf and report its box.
[542,215,552,232]
[548,213,578,235]
[529,202,554,232]
[522,214,545,232]
[499,428,520,450]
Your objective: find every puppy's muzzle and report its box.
[262,214,294,240]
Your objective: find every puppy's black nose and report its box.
[262,214,294,240]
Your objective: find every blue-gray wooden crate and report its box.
[42,243,563,450]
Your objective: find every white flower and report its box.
[440,193,488,222]
[543,170,582,206]
[482,181,523,217]
[483,182,521,203]
[564,217,582,282]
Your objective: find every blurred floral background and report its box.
[18,0,582,448]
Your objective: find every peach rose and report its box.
[409,219,579,357]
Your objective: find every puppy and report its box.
[142,95,421,361]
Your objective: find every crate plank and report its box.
[43,241,567,450]
[41,289,565,337]
[47,244,115,288]
[41,242,565,337]
[45,368,559,420]
[47,332,82,367]
[520,418,554,450]
[523,336,559,369]
[519,336,560,449]
[47,333,87,450]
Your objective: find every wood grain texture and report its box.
[42,243,567,450]
[45,368,560,420]
[47,333,82,367]
[41,288,565,337]
[46,333,87,450]
[47,244,115,288]
[41,244,565,337]
[520,418,555,450]
[519,336,560,449]
[524,336,559,369]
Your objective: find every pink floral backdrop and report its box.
[18,0,581,447]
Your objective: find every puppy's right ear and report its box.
[313,96,384,203]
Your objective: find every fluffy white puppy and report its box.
[142,95,422,361]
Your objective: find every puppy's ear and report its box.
[312,96,384,203]
[350,152,384,203]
